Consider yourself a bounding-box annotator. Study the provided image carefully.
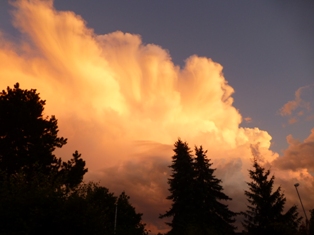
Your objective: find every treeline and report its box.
[159,140,314,235]
[0,83,313,235]
[0,83,148,235]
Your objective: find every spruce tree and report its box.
[160,139,197,234]
[161,141,235,234]
[242,160,301,235]
[194,146,235,234]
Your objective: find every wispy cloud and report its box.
[279,85,314,124]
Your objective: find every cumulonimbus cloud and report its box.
[0,1,313,233]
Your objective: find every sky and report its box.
[0,0,313,234]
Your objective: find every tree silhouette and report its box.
[62,183,147,235]
[115,192,148,235]
[0,83,87,189]
[160,139,197,234]
[0,178,148,235]
[194,146,235,234]
[242,160,301,235]
[161,140,235,234]
[0,170,66,234]
[70,185,149,235]
[0,83,147,234]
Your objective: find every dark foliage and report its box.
[310,209,314,235]
[115,192,149,235]
[242,160,301,235]
[194,146,235,234]
[0,83,87,189]
[0,83,148,234]
[160,139,197,234]
[161,140,235,235]
[0,176,148,235]
[0,170,66,235]
[64,183,148,235]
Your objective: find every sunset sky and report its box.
[0,1,313,234]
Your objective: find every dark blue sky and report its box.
[1,0,313,153]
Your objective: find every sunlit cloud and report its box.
[0,0,313,233]
[280,84,313,117]
[272,129,314,213]
[273,129,314,173]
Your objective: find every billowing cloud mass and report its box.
[0,1,313,233]
[274,130,314,172]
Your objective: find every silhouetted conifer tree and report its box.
[242,160,301,235]
[160,139,197,234]
[194,146,235,234]
[161,140,235,235]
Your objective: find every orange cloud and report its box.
[280,89,302,116]
[280,85,313,116]
[271,130,314,215]
[273,129,314,172]
[0,0,312,233]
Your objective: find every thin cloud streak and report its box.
[0,1,313,233]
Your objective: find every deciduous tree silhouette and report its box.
[0,83,87,189]
[115,191,148,235]
[0,178,148,235]
[242,160,301,235]
[0,83,147,234]
[0,170,66,234]
[63,183,148,235]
